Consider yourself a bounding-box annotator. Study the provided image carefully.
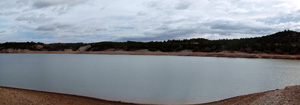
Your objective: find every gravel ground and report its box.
[0,86,137,105]
[201,85,300,105]
[1,85,300,105]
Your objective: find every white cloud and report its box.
[0,0,299,43]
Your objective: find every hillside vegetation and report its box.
[1,30,300,54]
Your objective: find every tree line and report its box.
[1,30,300,54]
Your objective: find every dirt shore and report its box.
[201,85,300,105]
[1,49,300,60]
[0,86,138,105]
[1,85,300,105]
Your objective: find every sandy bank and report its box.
[0,86,138,105]
[1,50,300,60]
[201,85,300,105]
[1,85,300,105]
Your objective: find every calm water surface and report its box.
[1,54,300,104]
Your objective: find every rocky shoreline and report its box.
[202,85,300,105]
[1,85,300,105]
[1,49,300,60]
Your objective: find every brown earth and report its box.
[1,49,300,60]
[201,85,300,105]
[0,86,138,105]
[1,85,300,105]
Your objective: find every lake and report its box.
[1,54,300,104]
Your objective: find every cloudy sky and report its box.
[0,0,300,43]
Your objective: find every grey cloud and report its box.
[36,25,56,31]
[147,1,159,9]
[147,0,190,10]
[33,1,58,8]
[36,23,71,31]
[147,28,195,39]
[258,12,300,24]
[35,22,107,38]
[207,20,273,33]
[209,21,249,30]
[109,16,135,21]
[261,16,300,24]
[95,29,105,31]
[0,1,16,9]
[15,13,53,23]
[118,36,159,42]
[56,23,71,29]
[84,27,107,33]
[136,12,146,16]
[118,18,276,41]
[2,0,300,43]
[0,11,18,16]
[118,24,198,41]
[32,0,86,9]
[175,1,190,10]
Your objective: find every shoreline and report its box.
[202,85,300,105]
[0,86,139,105]
[1,50,300,60]
[1,85,300,105]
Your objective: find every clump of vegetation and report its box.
[0,42,44,50]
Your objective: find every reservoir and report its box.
[1,54,300,104]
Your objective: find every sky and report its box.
[1,0,300,43]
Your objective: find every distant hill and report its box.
[1,30,300,54]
